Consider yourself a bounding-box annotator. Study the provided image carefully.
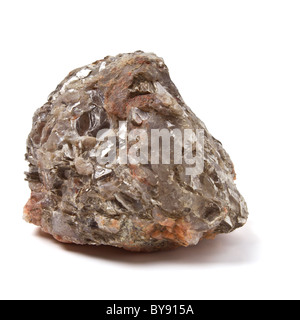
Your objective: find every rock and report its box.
[24,51,248,252]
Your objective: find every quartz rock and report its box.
[24,51,248,252]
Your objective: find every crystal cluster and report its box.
[24,51,248,252]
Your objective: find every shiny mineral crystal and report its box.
[24,51,248,252]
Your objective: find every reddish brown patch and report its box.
[142,213,199,247]
[23,192,43,226]
[203,230,217,240]
[135,57,151,65]
[162,230,176,241]
[125,94,155,116]
[173,219,192,246]
[105,77,132,119]
[174,224,186,242]
[143,223,155,235]
[151,229,164,240]
[129,165,152,186]
[232,166,237,180]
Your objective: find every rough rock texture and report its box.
[24,51,248,252]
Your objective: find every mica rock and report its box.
[24,51,248,252]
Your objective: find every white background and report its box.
[0,0,299,300]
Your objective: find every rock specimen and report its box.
[24,51,248,252]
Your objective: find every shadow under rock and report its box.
[34,222,259,265]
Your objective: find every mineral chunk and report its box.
[24,51,248,252]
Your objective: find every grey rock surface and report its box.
[24,51,248,252]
